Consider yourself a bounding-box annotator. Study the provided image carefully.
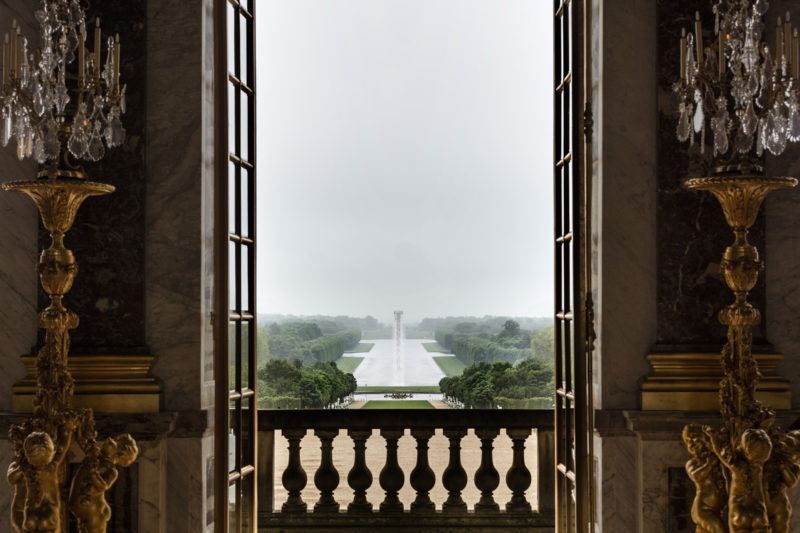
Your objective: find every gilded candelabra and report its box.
[674,1,800,531]
[1,2,136,532]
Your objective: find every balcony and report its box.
[257,409,555,532]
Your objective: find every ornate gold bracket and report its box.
[3,178,139,533]
[680,176,800,533]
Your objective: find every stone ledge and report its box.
[258,511,555,532]
[0,410,209,440]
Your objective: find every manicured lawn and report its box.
[361,400,435,410]
[356,385,440,393]
[344,342,375,354]
[422,342,450,353]
[335,357,364,373]
[433,356,466,377]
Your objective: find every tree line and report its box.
[439,359,554,409]
[258,359,357,409]
[436,319,541,365]
[259,321,361,366]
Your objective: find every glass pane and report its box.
[241,397,253,466]
[241,244,250,312]
[228,479,238,529]
[227,1,235,76]
[228,321,238,391]
[228,161,237,234]
[228,400,239,473]
[228,82,236,155]
[241,320,250,390]
[241,475,253,531]
[240,14,250,87]
[240,167,250,238]
[240,90,251,162]
[229,241,237,311]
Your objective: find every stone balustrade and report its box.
[257,409,555,532]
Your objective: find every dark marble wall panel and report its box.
[656,0,766,346]
[38,0,147,353]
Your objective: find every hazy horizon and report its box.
[256,0,554,326]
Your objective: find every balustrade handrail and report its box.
[258,408,555,430]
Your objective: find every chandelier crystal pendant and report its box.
[0,0,126,178]
[675,0,800,172]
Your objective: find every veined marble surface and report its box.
[0,1,42,412]
[146,0,206,413]
[595,0,657,410]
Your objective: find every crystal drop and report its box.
[33,88,45,116]
[677,102,691,142]
[16,136,25,160]
[743,101,758,135]
[735,126,754,154]
[1,115,10,147]
[88,133,105,161]
[789,108,800,142]
[104,109,126,148]
[54,84,70,115]
[120,86,127,113]
[693,92,705,133]
[712,118,729,156]
[756,119,765,157]
[68,132,87,158]
[754,0,769,16]
[44,134,60,161]
[33,137,46,164]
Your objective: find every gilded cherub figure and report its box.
[69,433,138,533]
[20,418,76,533]
[764,430,800,533]
[7,458,26,533]
[682,424,726,533]
[705,426,772,533]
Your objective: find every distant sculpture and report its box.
[705,426,771,533]
[764,430,800,533]
[19,417,76,533]
[682,424,726,533]
[69,433,139,533]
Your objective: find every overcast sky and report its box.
[256,0,553,324]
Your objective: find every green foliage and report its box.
[361,400,435,410]
[335,356,364,373]
[355,386,440,393]
[259,320,361,365]
[257,359,357,409]
[439,359,554,409]
[433,356,467,377]
[530,325,555,361]
[421,342,450,353]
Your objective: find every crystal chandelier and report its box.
[0,0,125,177]
[676,0,799,171]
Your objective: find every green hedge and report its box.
[495,397,554,409]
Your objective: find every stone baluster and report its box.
[537,428,556,514]
[474,427,500,512]
[441,428,468,513]
[347,428,373,513]
[281,429,308,513]
[313,429,340,513]
[505,428,532,512]
[378,428,405,512]
[409,428,436,512]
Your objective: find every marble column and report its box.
[146,0,216,530]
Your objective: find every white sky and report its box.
[256,0,553,324]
